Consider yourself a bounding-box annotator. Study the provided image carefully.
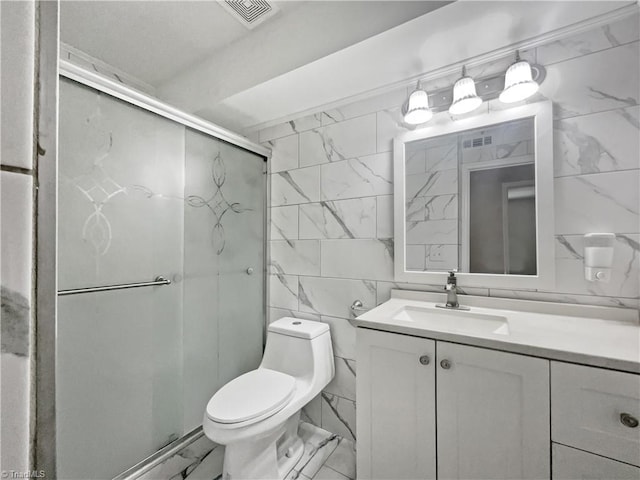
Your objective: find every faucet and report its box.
[444,270,459,308]
[436,270,470,310]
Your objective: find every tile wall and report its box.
[259,13,640,438]
[0,0,37,473]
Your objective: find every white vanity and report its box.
[354,290,640,480]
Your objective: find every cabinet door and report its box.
[357,328,436,480]
[437,342,550,480]
[552,443,640,480]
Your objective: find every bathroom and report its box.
[1,0,639,479]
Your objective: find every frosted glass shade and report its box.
[499,60,539,103]
[449,76,483,115]
[404,89,433,124]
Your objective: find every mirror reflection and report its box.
[404,117,536,275]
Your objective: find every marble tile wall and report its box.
[0,0,37,473]
[259,13,640,440]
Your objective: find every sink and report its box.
[393,305,510,335]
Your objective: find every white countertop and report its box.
[353,290,640,374]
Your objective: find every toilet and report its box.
[203,317,335,480]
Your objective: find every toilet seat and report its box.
[206,368,296,425]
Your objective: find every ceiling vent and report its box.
[220,0,279,30]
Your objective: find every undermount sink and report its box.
[392,305,510,335]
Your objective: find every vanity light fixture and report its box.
[403,81,433,125]
[499,51,540,104]
[449,66,483,115]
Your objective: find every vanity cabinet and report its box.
[356,328,550,480]
[356,328,436,480]
[551,362,640,476]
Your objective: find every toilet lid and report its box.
[206,369,296,424]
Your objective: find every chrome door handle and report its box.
[440,359,451,369]
[620,413,639,428]
[419,355,430,365]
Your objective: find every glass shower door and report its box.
[57,78,266,479]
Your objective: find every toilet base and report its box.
[222,414,304,480]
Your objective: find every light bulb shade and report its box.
[449,76,483,115]
[499,60,539,103]
[404,89,433,124]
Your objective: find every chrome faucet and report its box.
[436,270,470,310]
[444,270,459,308]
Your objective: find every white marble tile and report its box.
[0,0,35,170]
[406,219,458,245]
[271,205,299,241]
[319,316,356,361]
[299,198,376,239]
[406,148,426,174]
[405,169,458,200]
[425,143,458,172]
[406,245,426,271]
[321,87,407,126]
[137,435,217,480]
[1,354,30,473]
[488,288,639,310]
[323,438,356,480]
[554,170,639,234]
[301,395,322,426]
[265,134,299,173]
[321,393,356,443]
[324,357,356,402]
[270,240,321,276]
[271,166,320,206]
[269,274,299,310]
[426,244,459,271]
[1,171,33,303]
[376,107,414,153]
[424,194,458,220]
[311,465,351,480]
[541,42,639,119]
[376,195,393,239]
[554,106,640,177]
[375,281,490,306]
[298,276,376,318]
[321,239,394,282]
[554,234,639,299]
[292,423,340,480]
[269,307,321,324]
[299,114,377,167]
[321,152,393,201]
[184,446,224,480]
[260,115,323,143]
[536,13,640,65]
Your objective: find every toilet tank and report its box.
[261,318,334,385]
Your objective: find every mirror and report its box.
[394,101,555,289]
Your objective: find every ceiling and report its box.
[60,0,634,134]
[61,1,450,91]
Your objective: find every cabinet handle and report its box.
[620,413,639,428]
[419,355,430,365]
[440,359,451,369]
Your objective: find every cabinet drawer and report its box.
[553,443,640,480]
[551,362,640,467]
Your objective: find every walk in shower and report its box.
[56,65,267,479]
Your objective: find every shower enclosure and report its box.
[56,67,267,479]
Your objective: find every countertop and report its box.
[353,290,640,374]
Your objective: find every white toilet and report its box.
[203,317,335,480]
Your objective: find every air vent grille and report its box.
[222,0,278,29]
[463,136,492,149]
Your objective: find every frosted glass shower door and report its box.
[182,129,265,430]
[57,78,185,480]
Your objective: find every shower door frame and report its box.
[39,58,271,479]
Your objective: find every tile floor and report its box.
[135,422,355,480]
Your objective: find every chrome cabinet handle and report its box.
[620,413,639,428]
[440,359,451,369]
[419,355,430,365]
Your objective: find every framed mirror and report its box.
[393,101,554,289]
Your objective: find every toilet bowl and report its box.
[203,317,334,480]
